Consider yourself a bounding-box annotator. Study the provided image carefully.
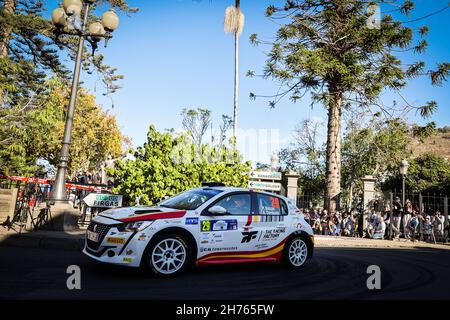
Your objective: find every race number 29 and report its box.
[201,220,211,232]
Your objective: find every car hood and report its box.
[98,206,187,223]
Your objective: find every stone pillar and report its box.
[284,171,300,205]
[361,175,377,231]
[47,201,81,231]
[0,188,18,223]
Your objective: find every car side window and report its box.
[256,194,286,216]
[281,200,289,215]
[214,193,251,215]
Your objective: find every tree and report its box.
[218,114,233,146]
[224,0,245,143]
[109,125,252,205]
[341,116,411,205]
[0,77,130,176]
[407,153,450,193]
[381,152,450,194]
[0,0,137,107]
[279,119,324,176]
[249,0,449,212]
[181,108,212,147]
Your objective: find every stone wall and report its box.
[0,188,18,223]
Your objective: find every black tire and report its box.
[143,233,192,277]
[282,236,309,269]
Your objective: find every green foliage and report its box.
[0,0,137,106]
[251,0,448,110]
[109,125,252,205]
[381,153,450,194]
[412,122,436,142]
[341,117,412,190]
[407,153,450,193]
[0,77,129,176]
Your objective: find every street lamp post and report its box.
[399,159,409,208]
[49,0,119,202]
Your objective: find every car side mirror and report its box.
[208,205,227,216]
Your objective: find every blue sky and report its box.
[45,0,450,164]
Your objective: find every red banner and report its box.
[0,175,111,192]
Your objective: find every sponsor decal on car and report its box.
[122,257,133,263]
[200,232,224,244]
[255,243,269,249]
[241,231,258,243]
[261,228,286,241]
[137,234,146,241]
[106,237,126,244]
[200,247,238,253]
[201,219,238,232]
[164,219,182,224]
[260,215,285,223]
[185,217,199,225]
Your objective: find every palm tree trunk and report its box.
[233,28,239,144]
[325,90,343,214]
[232,0,241,146]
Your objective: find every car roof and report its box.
[199,186,291,201]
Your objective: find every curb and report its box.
[0,233,85,251]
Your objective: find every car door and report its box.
[252,193,289,251]
[198,192,260,258]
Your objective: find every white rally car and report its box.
[83,183,314,277]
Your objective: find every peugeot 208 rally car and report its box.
[83,184,314,276]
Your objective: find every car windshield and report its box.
[158,188,223,210]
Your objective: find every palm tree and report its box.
[224,0,244,147]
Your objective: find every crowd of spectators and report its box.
[301,196,449,243]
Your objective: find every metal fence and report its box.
[296,194,325,211]
[296,190,449,242]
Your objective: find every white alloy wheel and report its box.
[151,238,187,275]
[288,238,308,267]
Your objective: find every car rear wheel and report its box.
[283,237,309,268]
[146,234,191,277]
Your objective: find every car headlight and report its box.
[124,221,154,232]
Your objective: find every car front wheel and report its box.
[283,237,309,268]
[145,234,191,277]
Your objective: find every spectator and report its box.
[423,215,433,242]
[432,210,445,241]
[342,212,355,237]
[320,209,329,235]
[303,209,311,226]
[382,205,391,239]
[403,199,413,239]
[392,197,403,239]
[373,216,386,239]
[312,215,322,235]
[334,211,342,236]
[408,211,419,241]
[367,211,378,238]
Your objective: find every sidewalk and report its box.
[0,228,85,251]
[314,235,450,250]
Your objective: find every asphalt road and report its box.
[0,245,449,300]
